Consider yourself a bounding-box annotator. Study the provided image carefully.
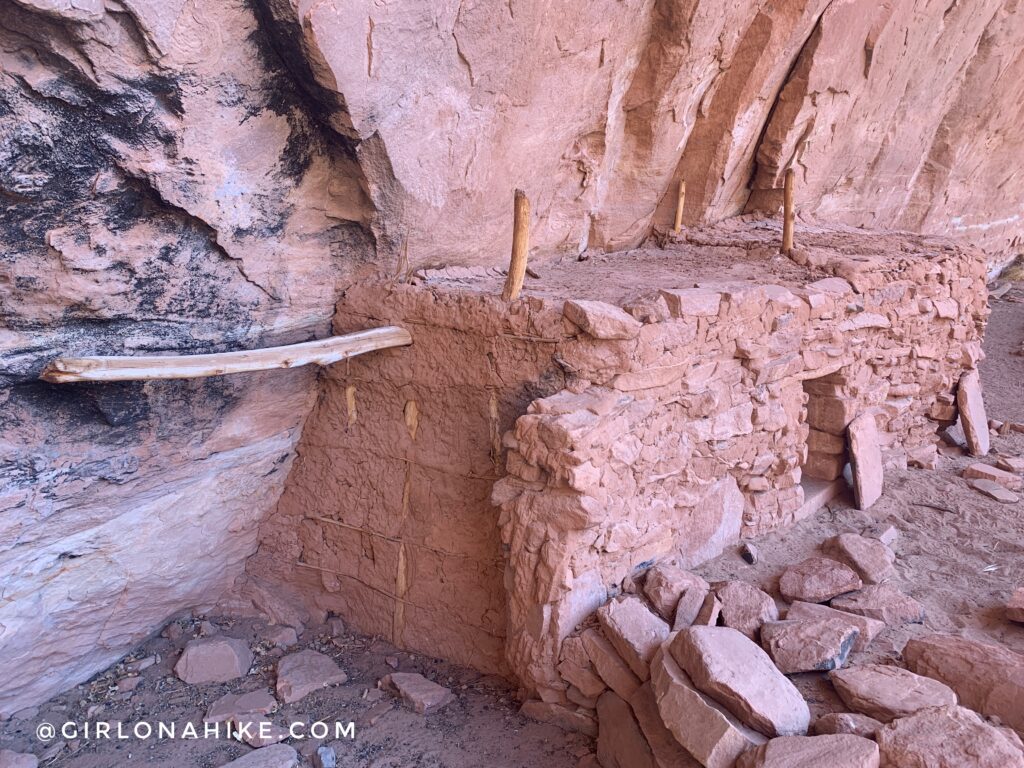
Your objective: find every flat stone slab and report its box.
[760,619,858,674]
[643,564,709,621]
[220,745,299,768]
[736,734,880,768]
[824,533,895,584]
[382,672,454,714]
[957,369,990,457]
[595,692,654,768]
[779,557,863,603]
[1008,588,1024,623]
[598,596,670,680]
[785,601,884,653]
[716,581,779,640]
[996,455,1024,474]
[963,463,1023,490]
[520,700,596,736]
[671,626,810,737]
[276,650,348,704]
[877,705,1024,768]
[830,584,924,625]
[558,635,607,698]
[583,628,641,700]
[811,712,883,739]
[650,645,765,768]
[968,477,1020,503]
[903,633,1024,732]
[563,299,642,340]
[205,690,278,723]
[629,682,701,768]
[847,413,884,510]
[829,664,957,722]
[174,637,253,684]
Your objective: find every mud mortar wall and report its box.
[254,233,988,690]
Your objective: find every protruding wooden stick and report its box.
[502,189,530,301]
[673,179,686,233]
[781,167,795,255]
[40,326,412,383]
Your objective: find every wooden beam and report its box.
[40,326,412,383]
[673,179,686,234]
[502,189,530,301]
[782,167,795,255]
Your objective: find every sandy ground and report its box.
[1,285,1022,767]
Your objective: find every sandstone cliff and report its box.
[1,0,1022,714]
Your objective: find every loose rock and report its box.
[716,581,779,640]
[558,635,607,698]
[220,744,299,768]
[276,650,347,704]
[779,558,863,603]
[595,691,655,768]
[1008,588,1024,623]
[643,564,709,621]
[383,672,454,715]
[564,299,642,340]
[740,542,759,565]
[670,626,810,737]
[963,462,1023,490]
[876,705,1024,768]
[968,477,1020,503]
[785,600,884,653]
[597,596,670,680]
[996,456,1024,474]
[174,637,253,684]
[628,682,701,768]
[903,633,1024,732]
[313,746,337,768]
[691,592,723,627]
[650,645,765,768]
[205,690,278,723]
[830,584,924,625]
[811,712,883,739]
[0,751,38,768]
[582,628,642,700]
[829,664,957,722]
[736,734,880,768]
[824,533,895,584]
[957,369,990,457]
[760,619,858,674]
[264,626,299,649]
[848,412,885,510]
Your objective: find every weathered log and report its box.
[40,326,412,383]
[502,188,531,301]
[673,179,686,233]
[782,167,795,255]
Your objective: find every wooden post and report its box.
[673,179,686,233]
[502,189,530,301]
[782,167,795,255]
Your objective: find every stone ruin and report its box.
[251,219,989,710]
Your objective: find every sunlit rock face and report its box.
[2,0,1023,715]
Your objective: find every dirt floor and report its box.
[1,284,1022,767]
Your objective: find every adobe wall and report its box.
[252,222,988,685]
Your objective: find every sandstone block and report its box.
[174,637,253,685]
[671,626,810,737]
[803,451,846,481]
[558,635,607,698]
[847,413,884,510]
[650,645,765,768]
[276,651,347,704]
[582,628,641,700]
[779,558,863,603]
[736,734,879,768]
[811,712,883,739]
[760,619,858,674]
[830,585,924,625]
[968,477,1020,502]
[597,596,670,681]
[659,288,722,318]
[595,691,655,768]
[264,626,299,649]
[520,700,596,736]
[956,369,990,456]
[963,463,1022,490]
[629,682,701,768]
[809,428,845,455]
[716,581,779,640]
[564,300,642,340]
[220,744,299,768]
[829,665,957,722]
[876,705,1024,768]
[383,672,454,714]
[1008,588,1024,623]
[807,397,858,436]
[996,456,1024,474]
[643,564,710,621]
[691,592,723,627]
[205,690,278,723]
[824,533,895,584]
[903,633,1024,732]
[785,601,884,653]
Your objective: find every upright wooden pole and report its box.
[782,167,795,255]
[673,179,686,233]
[502,189,530,301]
